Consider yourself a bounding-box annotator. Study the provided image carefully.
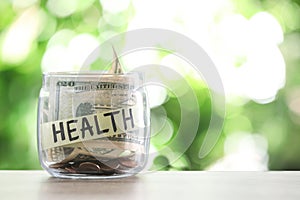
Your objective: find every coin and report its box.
[102,160,120,170]
[65,166,77,173]
[118,158,138,168]
[77,162,102,174]
[99,160,119,174]
[49,162,68,169]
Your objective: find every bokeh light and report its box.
[1,6,41,65]
[209,133,268,171]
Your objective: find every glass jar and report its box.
[37,72,150,179]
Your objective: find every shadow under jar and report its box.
[37,72,150,179]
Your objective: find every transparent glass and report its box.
[37,72,150,179]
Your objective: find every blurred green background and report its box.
[1,0,300,170]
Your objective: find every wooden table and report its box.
[0,171,299,200]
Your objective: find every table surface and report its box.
[0,171,299,200]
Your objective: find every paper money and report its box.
[55,79,136,119]
[109,46,123,74]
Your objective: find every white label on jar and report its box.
[41,105,145,150]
